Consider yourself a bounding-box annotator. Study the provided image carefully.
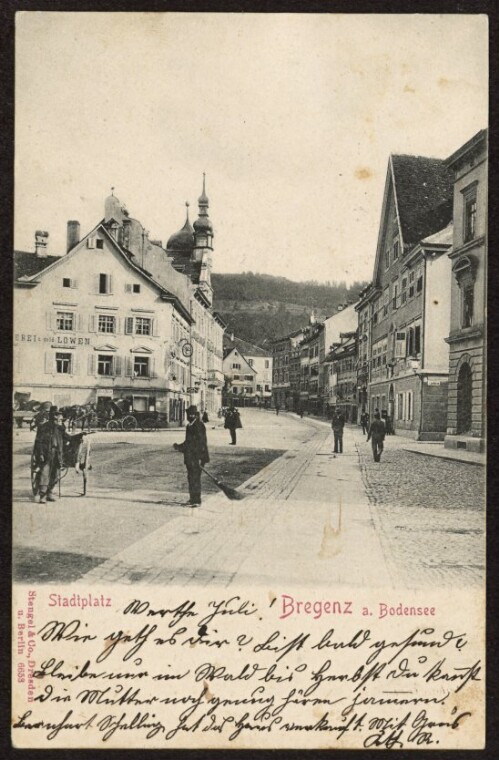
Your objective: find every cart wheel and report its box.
[31,453,40,496]
[122,415,138,431]
[140,417,157,431]
[106,419,120,431]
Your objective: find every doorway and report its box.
[457,362,472,434]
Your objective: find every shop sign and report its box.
[15,333,91,346]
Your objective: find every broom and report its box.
[200,466,245,501]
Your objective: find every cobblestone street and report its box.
[13,410,486,589]
[357,437,485,588]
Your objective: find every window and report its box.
[462,284,474,328]
[464,192,477,242]
[393,239,400,260]
[98,314,116,333]
[232,387,238,394]
[406,328,414,356]
[248,358,254,366]
[401,277,408,304]
[245,375,253,381]
[56,352,72,374]
[63,277,71,288]
[98,354,113,376]
[232,363,241,370]
[385,249,390,269]
[265,385,270,392]
[233,374,240,380]
[56,311,74,331]
[96,239,104,249]
[409,271,415,298]
[133,284,141,293]
[99,273,112,294]
[135,317,151,336]
[134,356,150,377]
[265,360,270,368]
[415,325,421,354]
[416,269,423,293]
[125,316,154,336]
[392,281,399,310]
[383,288,389,317]
[407,391,413,421]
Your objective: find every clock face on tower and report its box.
[181,342,193,358]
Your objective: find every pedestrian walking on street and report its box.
[367,411,386,462]
[202,410,209,423]
[360,410,370,435]
[224,405,242,445]
[275,404,280,415]
[173,405,209,508]
[33,406,66,502]
[332,409,345,454]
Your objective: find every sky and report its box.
[15,13,488,285]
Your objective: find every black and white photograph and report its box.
[12,12,487,750]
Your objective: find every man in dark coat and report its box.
[33,407,66,502]
[224,405,242,445]
[367,411,386,462]
[331,409,346,454]
[174,405,209,507]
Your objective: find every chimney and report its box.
[35,230,49,257]
[66,220,80,252]
[230,332,235,342]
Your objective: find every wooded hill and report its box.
[212,272,367,346]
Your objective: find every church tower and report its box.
[193,174,214,305]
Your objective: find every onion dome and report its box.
[166,203,195,252]
[193,173,213,234]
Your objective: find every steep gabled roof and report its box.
[391,154,453,248]
[223,334,270,358]
[14,223,194,324]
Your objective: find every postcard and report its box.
[12,12,487,750]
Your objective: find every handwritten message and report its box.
[12,585,484,749]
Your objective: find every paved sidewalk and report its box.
[80,415,394,589]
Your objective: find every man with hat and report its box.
[173,405,210,507]
[33,406,66,502]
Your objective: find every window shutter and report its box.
[72,354,79,376]
[87,354,96,375]
[71,278,78,288]
[125,284,132,293]
[108,275,113,294]
[126,356,133,376]
[114,356,122,376]
[46,312,55,330]
[152,319,159,337]
[125,317,134,335]
[88,315,96,332]
[77,314,84,332]
[115,317,121,335]
[150,358,156,378]
[44,352,53,374]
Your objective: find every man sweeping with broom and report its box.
[173,405,209,508]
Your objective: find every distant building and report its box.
[322,304,358,416]
[14,182,226,422]
[364,153,454,439]
[222,335,272,406]
[271,329,304,410]
[324,330,358,422]
[444,129,487,452]
[298,318,324,415]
